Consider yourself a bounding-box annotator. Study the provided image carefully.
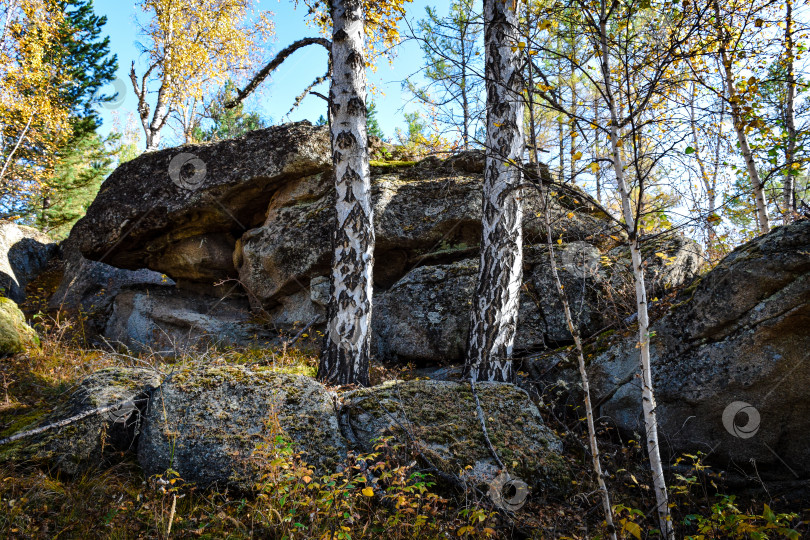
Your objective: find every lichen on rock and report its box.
[137,365,347,489]
[0,297,39,355]
[343,380,568,492]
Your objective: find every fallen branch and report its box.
[470,378,505,470]
[0,398,133,447]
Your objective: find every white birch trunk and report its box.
[783,0,797,222]
[465,0,524,383]
[597,5,674,537]
[318,0,374,387]
[713,0,769,234]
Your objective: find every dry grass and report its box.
[0,317,807,539]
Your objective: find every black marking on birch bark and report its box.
[333,29,349,42]
[346,96,365,116]
[342,166,361,184]
[336,131,357,150]
[346,50,365,70]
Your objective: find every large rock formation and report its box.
[136,365,566,491]
[0,367,161,475]
[343,380,566,490]
[59,122,700,357]
[0,221,57,303]
[70,122,331,282]
[586,220,810,478]
[137,365,349,489]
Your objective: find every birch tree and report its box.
[130,0,273,151]
[525,0,711,534]
[464,0,524,383]
[317,0,376,386]
[225,0,409,386]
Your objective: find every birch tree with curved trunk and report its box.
[464,0,524,384]
[317,0,375,386]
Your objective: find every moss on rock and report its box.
[344,380,568,492]
[0,297,39,354]
[138,365,347,490]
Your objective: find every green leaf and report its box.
[684,146,695,154]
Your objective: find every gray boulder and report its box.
[372,234,701,364]
[0,367,161,475]
[70,122,331,284]
[138,365,347,489]
[49,236,171,339]
[104,286,275,352]
[588,220,810,478]
[0,221,57,303]
[343,380,566,490]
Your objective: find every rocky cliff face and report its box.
[558,220,810,480]
[61,122,700,358]
[4,122,809,489]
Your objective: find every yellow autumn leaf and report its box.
[590,162,600,174]
[572,151,583,161]
[362,487,375,497]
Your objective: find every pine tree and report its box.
[38,131,118,239]
[366,101,385,140]
[191,81,266,142]
[55,0,118,133]
[406,0,484,150]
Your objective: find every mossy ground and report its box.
[0,315,807,538]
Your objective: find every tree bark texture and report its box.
[318,0,374,387]
[465,0,524,384]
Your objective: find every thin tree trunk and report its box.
[318,0,375,387]
[461,20,470,150]
[541,189,617,540]
[688,83,719,253]
[525,6,538,166]
[713,0,769,234]
[465,0,524,383]
[597,3,674,537]
[526,86,617,539]
[783,0,797,222]
[594,98,602,205]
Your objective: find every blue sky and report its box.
[93,0,437,146]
